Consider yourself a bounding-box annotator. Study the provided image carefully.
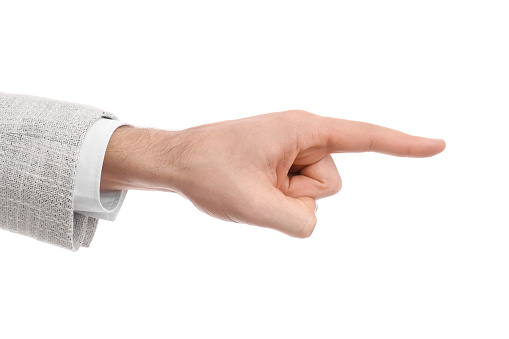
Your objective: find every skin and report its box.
[100,110,446,238]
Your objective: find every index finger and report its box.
[320,117,446,158]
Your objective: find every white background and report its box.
[1,1,508,338]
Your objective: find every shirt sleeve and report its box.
[74,118,132,221]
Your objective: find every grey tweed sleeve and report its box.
[0,92,120,251]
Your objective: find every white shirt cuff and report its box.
[74,118,132,221]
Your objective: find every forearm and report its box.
[100,125,182,193]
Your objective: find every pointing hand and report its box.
[101,110,446,237]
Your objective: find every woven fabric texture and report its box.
[0,92,119,251]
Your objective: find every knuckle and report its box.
[276,110,316,137]
[284,109,312,119]
[295,213,317,238]
[293,109,310,116]
[319,173,342,196]
[330,179,342,195]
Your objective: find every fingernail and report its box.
[431,138,445,143]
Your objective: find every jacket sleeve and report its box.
[0,92,121,251]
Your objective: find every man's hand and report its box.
[101,110,446,237]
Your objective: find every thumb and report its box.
[251,185,317,238]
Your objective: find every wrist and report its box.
[100,125,184,192]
